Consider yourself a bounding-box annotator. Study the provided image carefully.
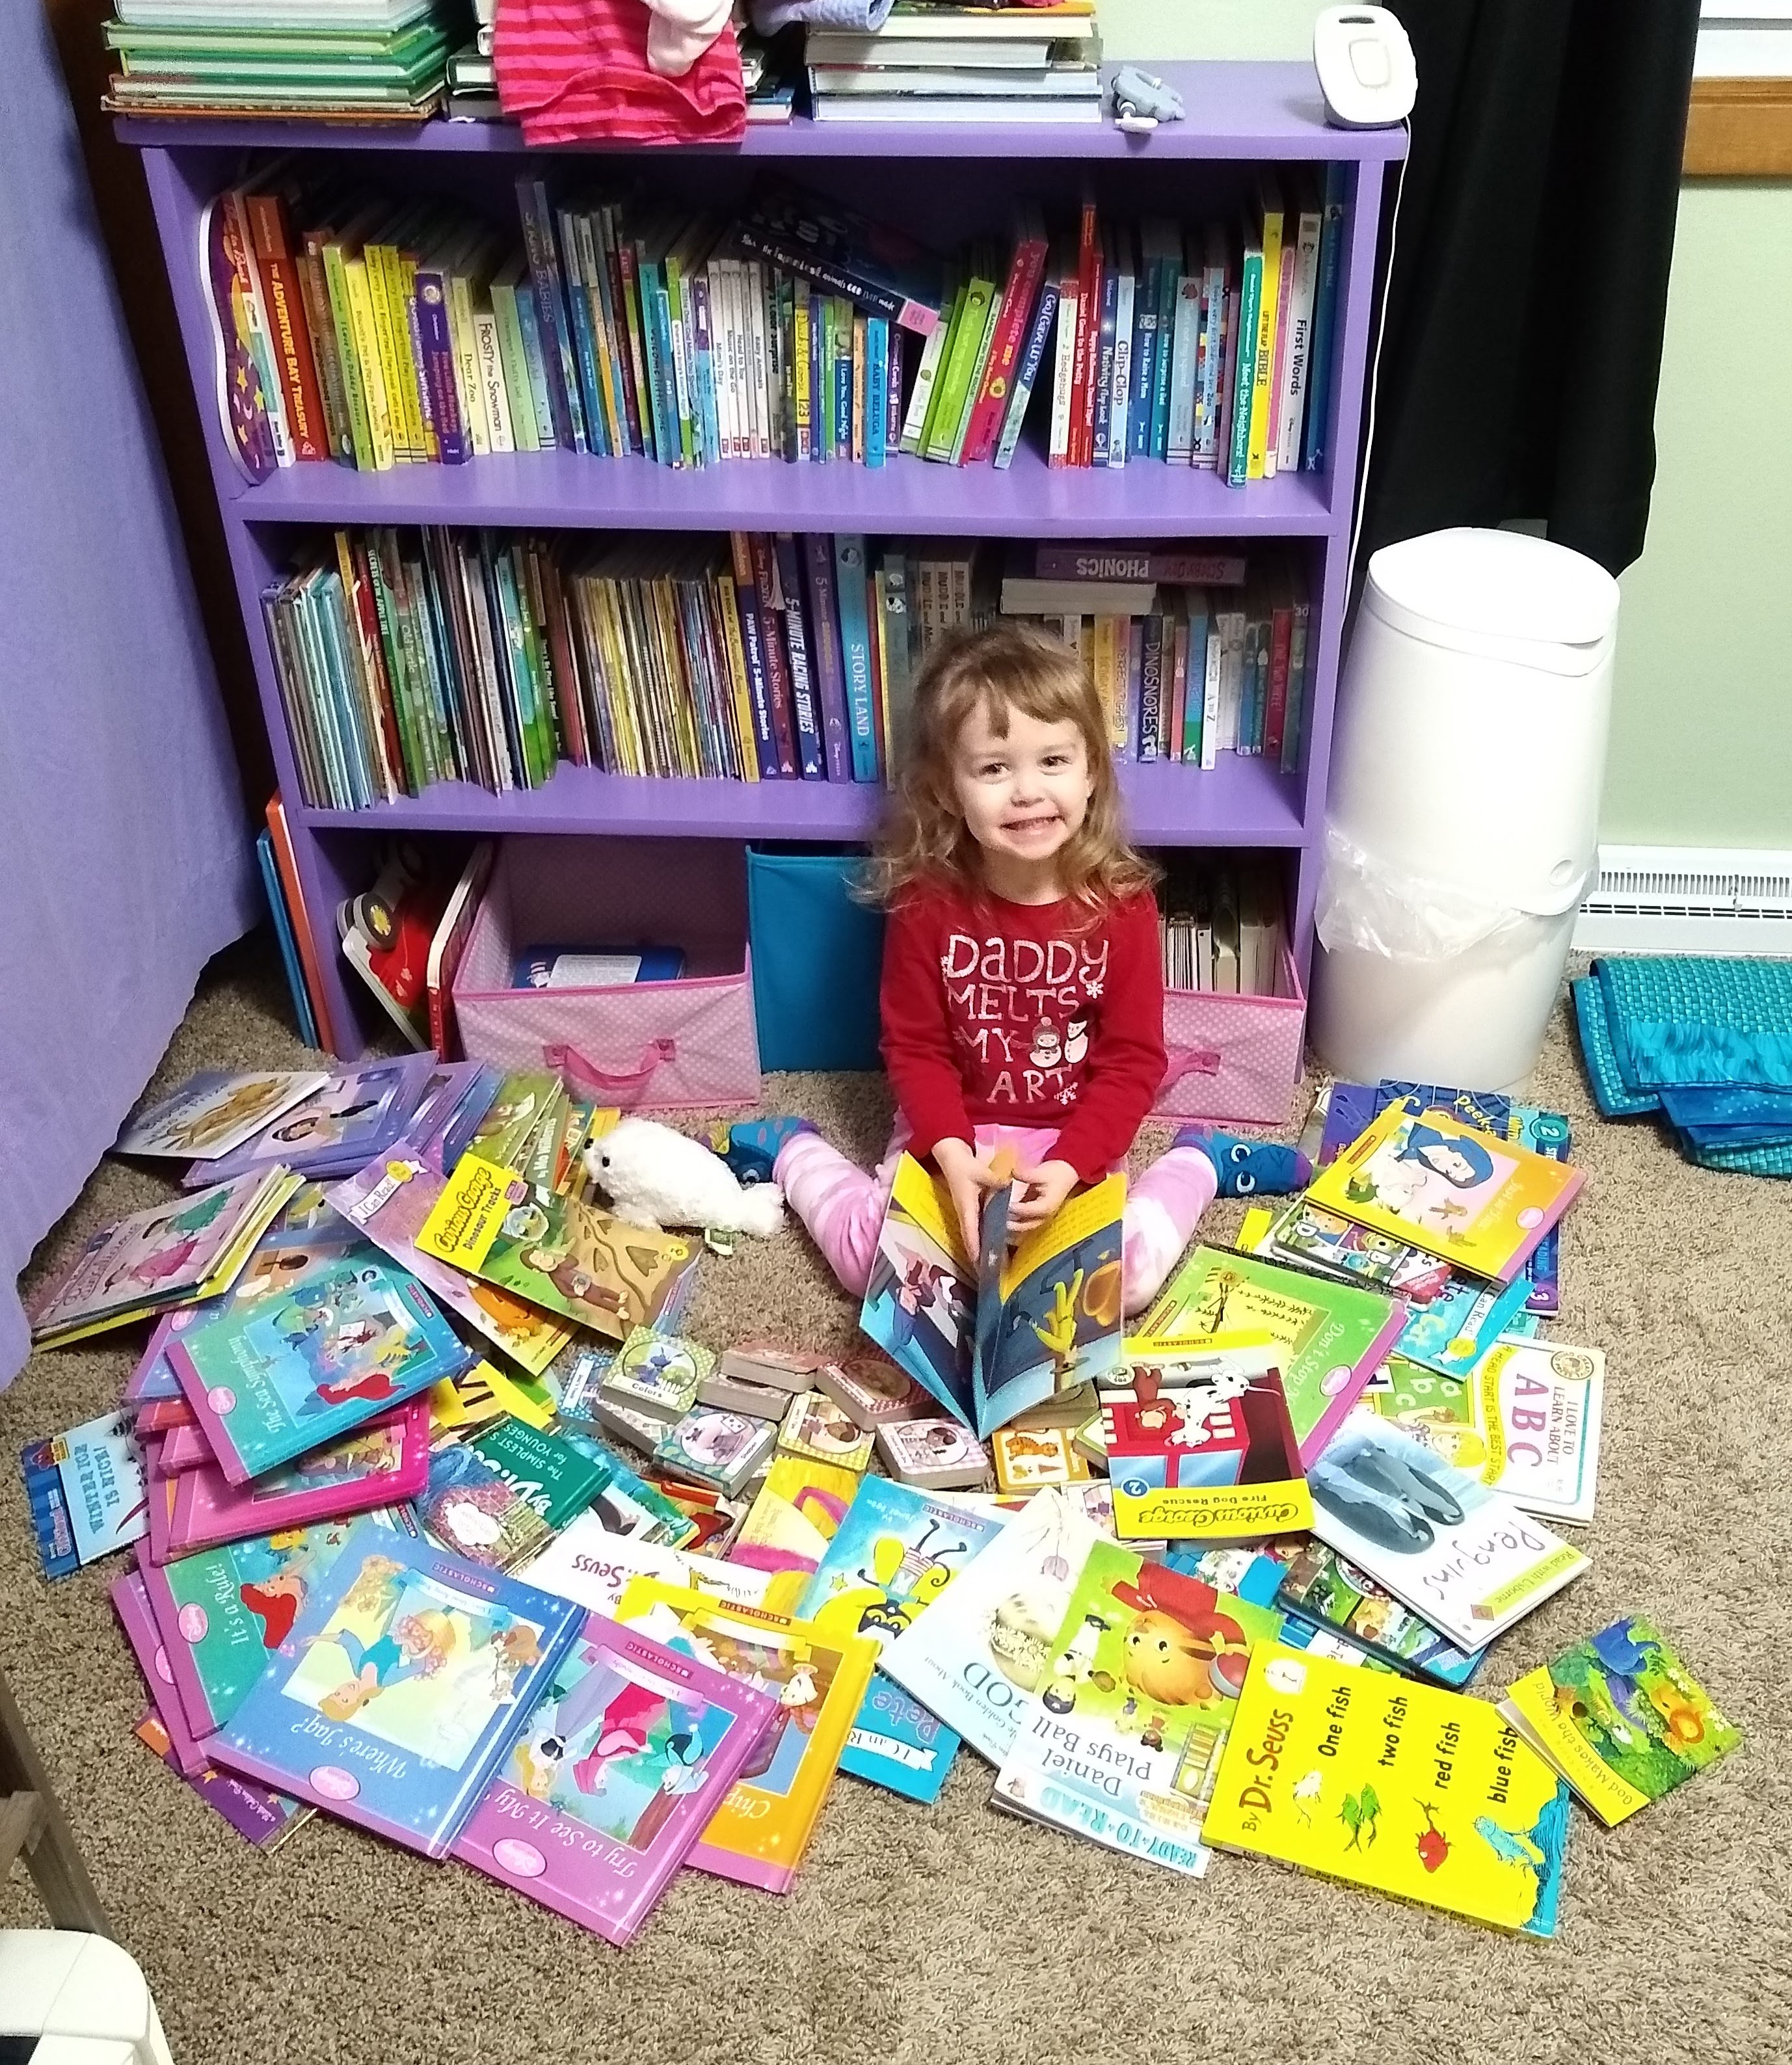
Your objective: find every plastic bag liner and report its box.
[1315,825,1594,964]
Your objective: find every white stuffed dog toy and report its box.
[583,1116,785,1238]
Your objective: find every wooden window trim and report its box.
[1685,77,1792,178]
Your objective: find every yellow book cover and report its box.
[429,1358,555,1435]
[1203,1641,1571,1934]
[1247,179,1283,481]
[610,1579,876,1893]
[363,239,420,463]
[712,572,760,782]
[1501,1617,1740,1828]
[1304,1103,1585,1284]
[1102,1365,1313,1543]
[447,271,491,458]
[341,256,395,471]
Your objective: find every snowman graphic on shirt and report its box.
[1030,1023,1062,1069]
[1064,1019,1089,1065]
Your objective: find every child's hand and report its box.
[933,1138,1010,1259]
[1008,1160,1080,1238]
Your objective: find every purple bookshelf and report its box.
[124,64,1401,1059]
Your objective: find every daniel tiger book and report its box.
[1202,1640,1571,1935]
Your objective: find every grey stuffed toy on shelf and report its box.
[750,0,894,33]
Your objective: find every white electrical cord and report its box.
[1346,126,1410,600]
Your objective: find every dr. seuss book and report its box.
[420,1443,553,1571]
[520,1513,774,1618]
[163,1404,430,1559]
[1305,1104,1584,1286]
[1202,1642,1571,1935]
[1501,1618,1740,1826]
[1361,1339,1605,1525]
[1305,1410,1588,1652]
[187,1056,438,1186]
[327,1146,574,1378]
[992,1543,1283,1877]
[861,1151,1126,1438]
[169,1255,468,1485]
[1274,1538,1482,1689]
[22,1409,147,1577]
[453,1612,780,1946]
[609,1579,877,1894]
[27,1168,298,1346]
[798,1476,1005,1803]
[139,1506,419,1737]
[1103,1365,1313,1543]
[416,1152,699,1344]
[118,1069,329,1162]
[883,1485,1109,1766]
[207,1520,583,1857]
[1136,1246,1407,1465]
[470,1417,610,1532]
[135,1709,310,1851]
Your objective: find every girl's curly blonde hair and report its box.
[864,621,1157,910]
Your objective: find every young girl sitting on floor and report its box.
[727,624,1307,1314]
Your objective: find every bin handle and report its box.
[543,1037,676,1105]
[1162,1045,1222,1087]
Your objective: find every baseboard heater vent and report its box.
[1574,844,1792,955]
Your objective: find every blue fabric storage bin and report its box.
[747,846,885,1071]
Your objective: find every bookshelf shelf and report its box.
[237,442,1334,537]
[126,65,1402,1057]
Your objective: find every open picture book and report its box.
[859,1150,1125,1439]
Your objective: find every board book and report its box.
[22,1409,148,1577]
[797,1474,1006,1803]
[1304,1103,1583,1286]
[415,1151,699,1343]
[1201,1640,1571,1935]
[609,1579,877,1894]
[881,1484,1109,1766]
[207,1519,583,1857]
[1273,1538,1482,1689]
[118,1069,329,1161]
[168,1252,468,1484]
[1102,1365,1312,1543]
[1306,1409,1588,1652]
[860,1150,1125,1438]
[1501,1616,1740,1826]
[992,1541,1283,1877]
[453,1610,780,1945]
[1134,1246,1406,1465]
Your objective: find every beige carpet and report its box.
[3,937,1789,2065]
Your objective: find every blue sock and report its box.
[1173,1127,1313,1199]
[721,1117,816,1186]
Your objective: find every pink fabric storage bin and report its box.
[451,837,760,1111]
[1151,942,1308,1126]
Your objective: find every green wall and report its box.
[1106,4,1792,848]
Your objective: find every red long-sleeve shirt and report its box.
[879,881,1167,1184]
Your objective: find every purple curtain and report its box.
[0,5,258,1384]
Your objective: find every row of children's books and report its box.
[263,527,1290,808]
[1157,853,1288,996]
[22,1058,1737,1945]
[204,167,1346,484]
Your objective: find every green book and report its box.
[470,1418,609,1532]
[948,274,1005,465]
[924,260,996,462]
[1225,233,1263,488]
[912,277,965,457]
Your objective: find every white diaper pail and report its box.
[1311,527,1620,1091]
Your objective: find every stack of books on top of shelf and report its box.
[102,0,463,120]
[804,0,1102,124]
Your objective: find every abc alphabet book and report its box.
[206,1520,583,1858]
[1201,1641,1571,1935]
[1304,1104,1583,1285]
[168,1254,468,1485]
[991,1539,1284,1878]
[453,1610,780,1946]
[797,1475,1006,1803]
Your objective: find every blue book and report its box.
[555,209,611,458]
[865,316,889,469]
[808,299,826,463]
[1091,255,1119,466]
[207,1520,583,1858]
[1304,161,1348,473]
[1151,249,1181,459]
[168,1253,469,1485]
[799,1478,1004,1804]
[1129,254,1161,460]
[255,827,319,1047]
[650,276,686,472]
[802,534,852,782]
[773,533,825,780]
[509,287,557,449]
[315,578,373,807]
[994,280,1058,470]
[21,1409,146,1579]
[833,535,877,782]
[1227,243,1263,488]
[515,178,585,455]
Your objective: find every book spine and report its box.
[747,263,773,460]
[1263,238,1297,480]
[802,533,853,781]
[414,271,465,465]
[712,570,760,782]
[1137,611,1163,763]
[1283,594,1310,773]
[509,284,558,449]
[1264,596,1293,762]
[363,246,417,464]
[900,300,952,456]
[1179,602,1206,762]
[877,554,911,773]
[727,535,782,779]
[574,213,622,455]
[833,308,853,461]
[295,236,353,464]
[1247,202,1283,482]
[613,232,654,461]
[1069,203,1098,468]
[225,192,292,468]
[1047,282,1077,468]
[556,210,610,458]
[1279,211,1322,472]
[473,309,515,453]
[1090,259,1117,468]
[397,255,436,462]
[597,208,641,455]
[1197,260,1227,464]
[1165,267,1201,466]
[773,534,824,780]
[730,221,926,333]
[790,277,812,461]
[341,258,394,471]
[963,235,1044,466]
[929,276,991,462]
[1304,165,1348,473]
[489,278,540,453]
[1107,266,1133,470]
[448,275,491,459]
[691,271,722,467]
[1130,254,1160,462]
[886,326,905,454]
[995,277,1057,472]
[244,194,327,461]
[865,315,889,468]
[833,535,877,782]
[665,260,695,468]
[950,285,1002,466]
[1226,255,1262,489]
[515,180,582,454]
[748,534,799,776]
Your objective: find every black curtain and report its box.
[1361,0,1701,575]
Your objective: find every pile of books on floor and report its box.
[804,0,1101,125]
[25,1060,1739,1940]
[196,166,1346,479]
[260,527,1305,806]
[102,0,464,120]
